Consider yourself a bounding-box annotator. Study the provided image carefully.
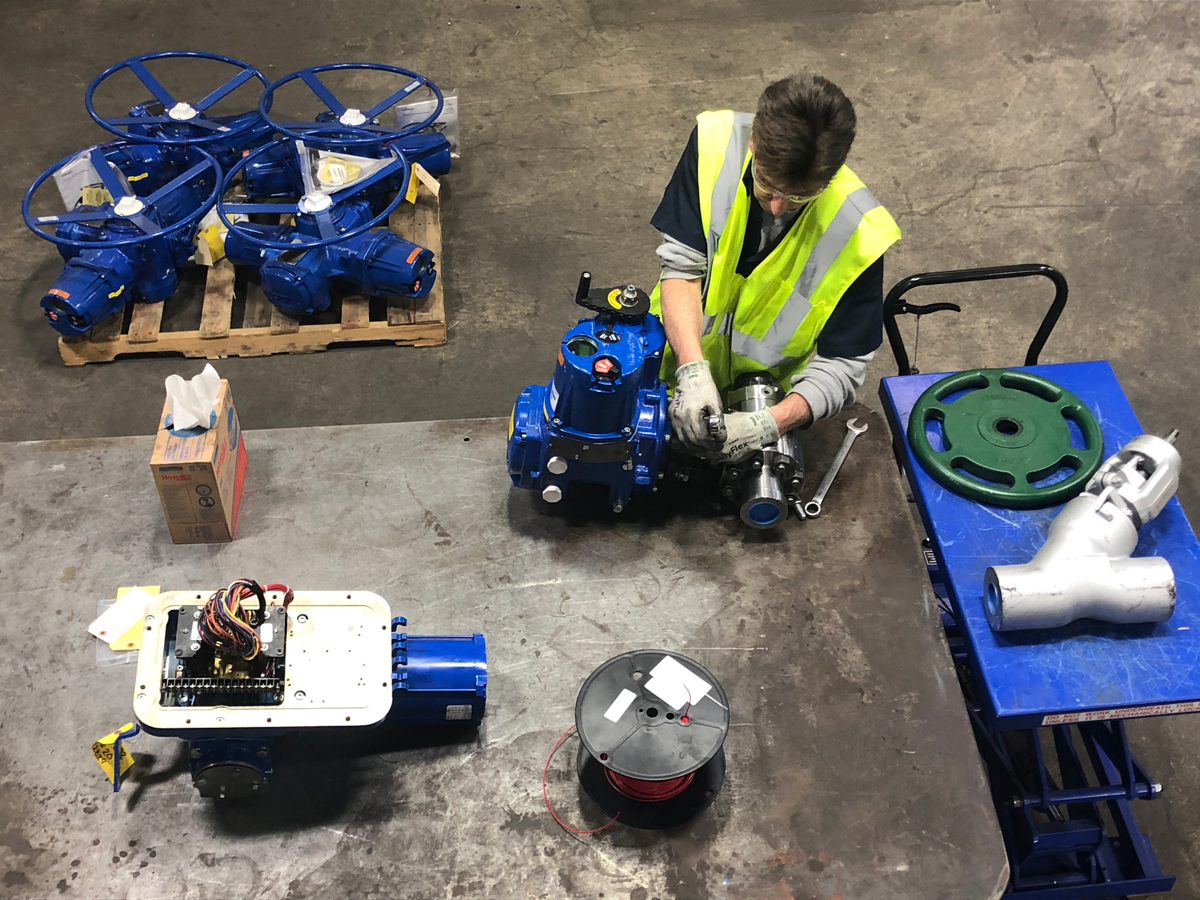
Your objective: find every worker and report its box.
[650,74,900,462]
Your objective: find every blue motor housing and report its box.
[390,630,487,726]
[224,199,436,317]
[507,273,671,512]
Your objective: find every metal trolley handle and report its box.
[882,263,1069,375]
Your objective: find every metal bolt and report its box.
[613,503,624,513]
[1151,781,1164,796]
[546,456,569,475]
[193,609,201,619]
[175,649,184,658]
[752,459,763,470]
[621,426,632,435]
[190,642,200,652]
[257,748,269,758]
[542,484,563,503]
[190,748,203,759]
[251,783,260,792]
[1011,796,1024,809]
[621,285,639,306]
[552,417,562,426]
[657,472,664,480]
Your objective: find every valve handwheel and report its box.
[86,51,269,146]
[907,368,1105,509]
[259,62,443,148]
[22,144,219,250]
[216,138,411,251]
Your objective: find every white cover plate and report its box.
[134,590,394,731]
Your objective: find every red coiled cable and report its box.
[604,770,693,801]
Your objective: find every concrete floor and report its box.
[1,0,1197,894]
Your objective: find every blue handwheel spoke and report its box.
[36,208,115,225]
[88,149,131,201]
[128,213,161,235]
[363,79,424,120]
[330,157,404,202]
[103,116,173,126]
[127,58,176,108]
[299,70,347,116]
[144,160,213,206]
[222,202,300,215]
[179,117,232,133]
[314,207,337,239]
[194,67,258,112]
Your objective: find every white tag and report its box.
[260,623,274,643]
[603,688,638,722]
[88,587,154,641]
[643,656,712,711]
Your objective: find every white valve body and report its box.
[984,433,1180,631]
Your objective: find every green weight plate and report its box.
[906,368,1104,509]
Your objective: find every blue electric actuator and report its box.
[507,272,671,513]
[121,584,486,800]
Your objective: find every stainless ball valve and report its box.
[983,431,1181,631]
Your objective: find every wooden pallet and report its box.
[57,176,446,365]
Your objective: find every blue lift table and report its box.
[881,359,1200,899]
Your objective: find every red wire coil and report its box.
[604,769,694,801]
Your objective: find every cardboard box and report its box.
[150,380,247,544]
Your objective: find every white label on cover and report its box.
[603,688,638,722]
[446,704,473,721]
[260,623,274,644]
[190,619,200,642]
[644,656,712,711]
[1042,700,1200,725]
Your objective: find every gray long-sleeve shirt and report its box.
[656,233,872,421]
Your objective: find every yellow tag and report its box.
[607,289,623,310]
[92,723,136,781]
[80,185,113,207]
[405,167,419,203]
[195,223,226,265]
[108,585,159,651]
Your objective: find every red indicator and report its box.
[593,358,614,375]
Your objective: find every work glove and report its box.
[715,409,780,463]
[669,360,725,453]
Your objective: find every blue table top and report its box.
[881,360,1200,730]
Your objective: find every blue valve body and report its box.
[507,311,671,510]
[224,199,436,318]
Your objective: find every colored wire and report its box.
[196,578,291,660]
[605,770,693,801]
[542,725,619,835]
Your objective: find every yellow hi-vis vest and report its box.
[650,110,901,392]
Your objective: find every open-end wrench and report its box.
[803,418,868,518]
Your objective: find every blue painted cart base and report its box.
[883,362,1189,899]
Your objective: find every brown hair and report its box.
[752,74,856,196]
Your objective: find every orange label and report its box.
[406,247,422,264]
[557,348,565,366]
[48,288,70,299]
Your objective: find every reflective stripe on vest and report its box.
[730,186,881,367]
